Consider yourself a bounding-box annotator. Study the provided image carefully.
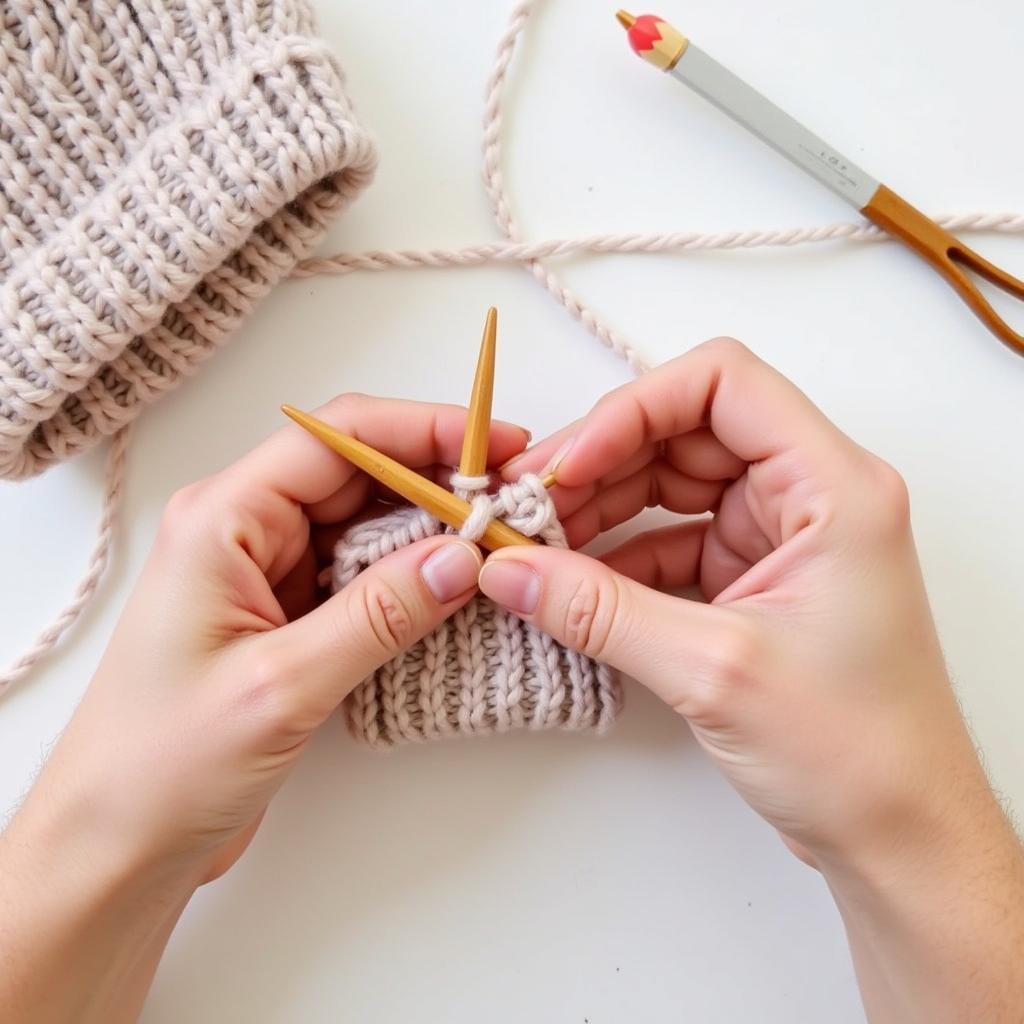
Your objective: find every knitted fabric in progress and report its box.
[331,474,620,748]
[0,0,376,480]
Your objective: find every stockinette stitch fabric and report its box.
[0,0,376,480]
[331,473,621,748]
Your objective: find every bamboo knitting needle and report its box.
[458,307,497,478]
[456,307,558,489]
[281,405,537,550]
[615,10,1024,357]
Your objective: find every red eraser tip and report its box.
[627,14,666,54]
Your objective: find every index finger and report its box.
[224,394,531,505]
[544,338,856,490]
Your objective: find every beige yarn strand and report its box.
[3,0,1022,696]
[1,426,131,693]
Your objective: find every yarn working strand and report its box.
[2,0,1021,695]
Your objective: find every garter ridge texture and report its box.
[332,474,621,748]
[0,0,376,480]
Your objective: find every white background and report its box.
[2,0,1023,1020]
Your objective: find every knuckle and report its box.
[562,573,621,662]
[864,456,911,535]
[158,480,209,540]
[234,650,309,741]
[589,390,618,422]
[684,619,763,720]
[700,336,751,362]
[322,391,368,420]
[353,579,417,659]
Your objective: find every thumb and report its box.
[478,546,744,715]
[254,535,482,720]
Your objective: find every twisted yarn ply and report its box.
[332,474,620,748]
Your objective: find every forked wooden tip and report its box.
[459,306,498,478]
[616,9,637,29]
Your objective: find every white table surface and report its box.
[3,0,1023,1020]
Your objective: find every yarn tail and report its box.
[0,427,131,696]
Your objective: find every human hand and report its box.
[0,396,528,1023]
[486,337,970,865]
[482,338,1024,1019]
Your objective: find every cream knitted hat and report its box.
[0,0,376,480]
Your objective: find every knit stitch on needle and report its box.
[333,473,620,748]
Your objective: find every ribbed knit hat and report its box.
[0,0,376,480]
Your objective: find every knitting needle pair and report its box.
[282,309,553,551]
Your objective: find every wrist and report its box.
[0,789,199,1023]
[5,771,203,903]
[796,694,1003,888]
[3,805,199,913]
[814,768,1024,1021]
[820,787,1020,904]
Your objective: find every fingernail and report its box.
[540,436,576,483]
[498,450,527,473]
[497,421,532,445]
[478,560,541,614]
[420,541,481,603]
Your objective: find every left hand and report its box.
[19,395,529,883]
[0,395,528,1024]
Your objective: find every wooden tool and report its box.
[616,10,1024,356]
[459,307,498,478]
[280,404,537,551]
[457,306,558,489]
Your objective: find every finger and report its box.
[700,523,756,601]
[478,544,752,719]
[665,428,747,482]
[163,403,528,583]
[303,474,373,527]
[498,422,581,481]
[708,474,774,561]
[228,395,531,506]
[303,461,490,526]
[245,535,483,722]
[272,541,320,622]
[310,501,400,564]
[545,338,858,490]
[599,520,710,591]
[557,465,725,549]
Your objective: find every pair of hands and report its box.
[2,339,1022,1023]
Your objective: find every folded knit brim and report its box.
[0,1,377,479]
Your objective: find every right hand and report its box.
[484,338,996,875]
